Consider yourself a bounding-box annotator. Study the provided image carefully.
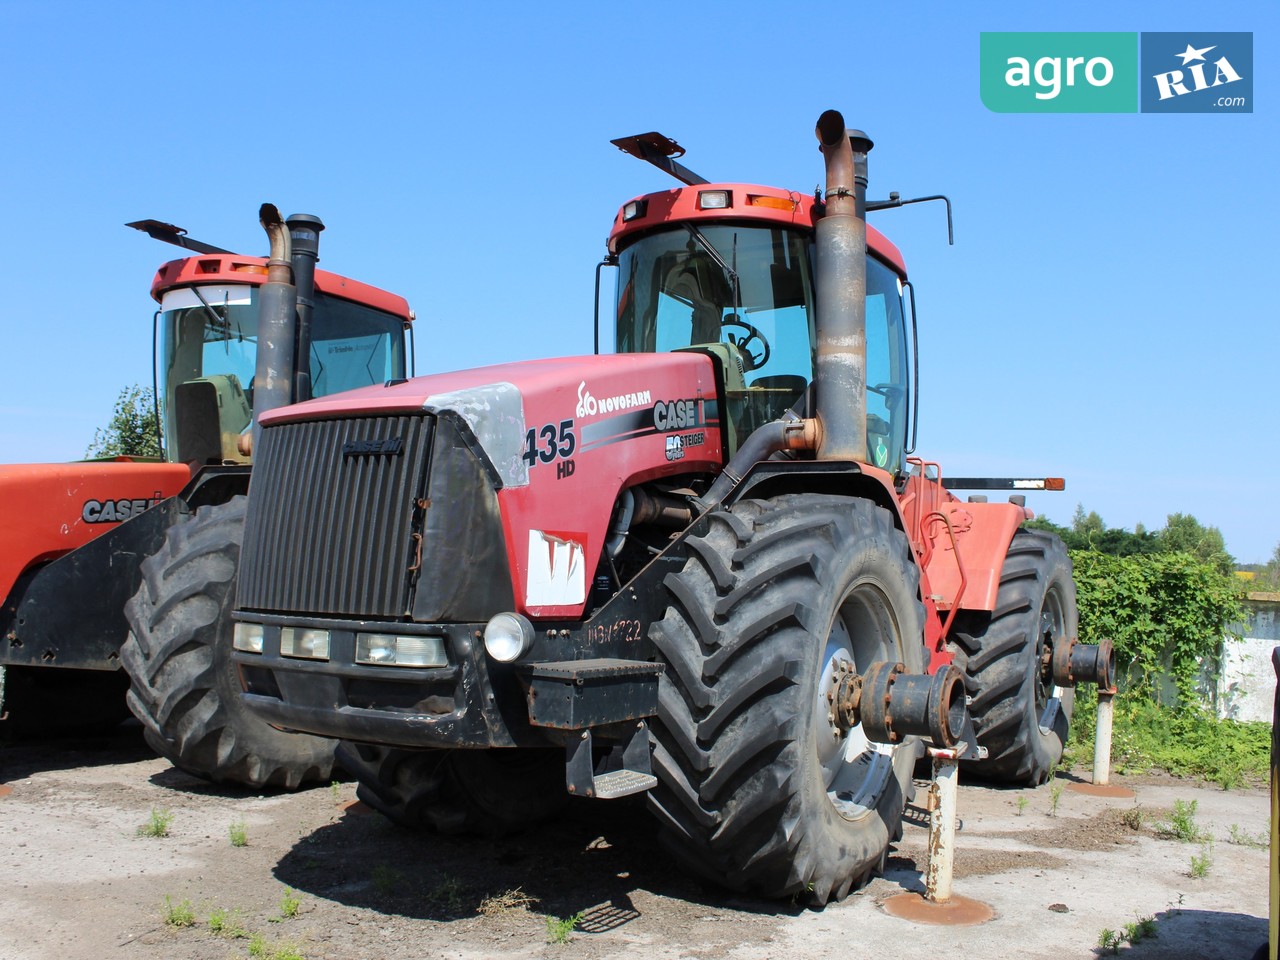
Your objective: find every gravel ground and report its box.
[0,723,1269,960]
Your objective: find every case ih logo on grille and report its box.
[342,437,405,458]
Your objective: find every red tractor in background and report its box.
[226,111,1113,902]
[1,209,415,788]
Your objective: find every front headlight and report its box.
[281,627,331,661]
[483,613,536,663]
[232,623,264,654]
[355,633,447,668]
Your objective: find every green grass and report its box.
[1049,778,1063,817]
[1099,914,1157,953]
[1125,915,1157,944]
[248,935,305,960]
[207,907,247,938]
[162,895,195,928]
[1228,823,1268,848]
[1155,799,1207,843]
[278,888,301,919]
[229,819,248,848]
[137,809,174,838]
[428,877,466,912]
[545,911,585,945]
[1066,692,1269,786]
[372,864,404,896]
[1189,844,1213,878]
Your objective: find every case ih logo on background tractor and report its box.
[226,110,1113,904]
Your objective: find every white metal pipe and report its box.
[1094,689,1116,786]
[925,753,959,903]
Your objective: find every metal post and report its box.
[1093,688,1116,786]
[925,749,960,903]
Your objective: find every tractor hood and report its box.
[256,352,723,490]
[245,352,726,621]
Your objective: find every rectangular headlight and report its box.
[281,627,330,660]
[697,189,731,210]
[232,623,264,654]
[622,199,647,221]
[356,633,447,668]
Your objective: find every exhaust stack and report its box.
[287,214,324,403]
[813,110,873,462]
[251,203,299,452]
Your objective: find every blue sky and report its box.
[0,1,1274,561]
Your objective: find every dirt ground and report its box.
[0,723,1270,960]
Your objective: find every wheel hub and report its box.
[813,597,896,821]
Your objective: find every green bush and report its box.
[1070,550,1243,706]
[1067,693,1269,785]
[1064,548,1263,785]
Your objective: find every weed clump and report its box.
[137,809,174,838]
[162,896,195,928]
[545,911,585,945]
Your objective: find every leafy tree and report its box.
[85,385,163,459]
[1159,512,1234,576]
[1026,508,1160,556]
[1071,503,1105,540]
[1255,542,1280,592]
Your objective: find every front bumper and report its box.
[232,615,527,748]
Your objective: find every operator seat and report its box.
[174,373,252,465]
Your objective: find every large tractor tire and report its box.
[951,529,1078,786]
[121,497,335,789]
[647,494,923,905]
[338,742,568,835]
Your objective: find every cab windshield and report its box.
[614,224,909,472]
[158,284,405,462]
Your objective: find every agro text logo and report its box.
[981,33,1138,113]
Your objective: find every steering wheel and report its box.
[870,382,905,410]
[721,314,771,370]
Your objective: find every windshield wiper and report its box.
[191,285,231,340]
[683,224,742,314]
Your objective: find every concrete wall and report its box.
[1216,592,1280,723]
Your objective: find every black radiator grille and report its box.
[238,414,433,617]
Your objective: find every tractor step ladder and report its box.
[523,658,663,800]
[565,723,657,799]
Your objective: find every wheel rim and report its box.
[1037,584,1068,731]
[813,581,900,821]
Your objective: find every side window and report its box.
[308,292,405,396]
[864,258,909,472]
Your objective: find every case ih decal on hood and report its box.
[575,382,721,455]
[258,353,725,618]
[82,493,167,524]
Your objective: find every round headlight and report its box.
[483,612,535,663]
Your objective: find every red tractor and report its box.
[227,112,1113,901]
[1,209,415,788]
